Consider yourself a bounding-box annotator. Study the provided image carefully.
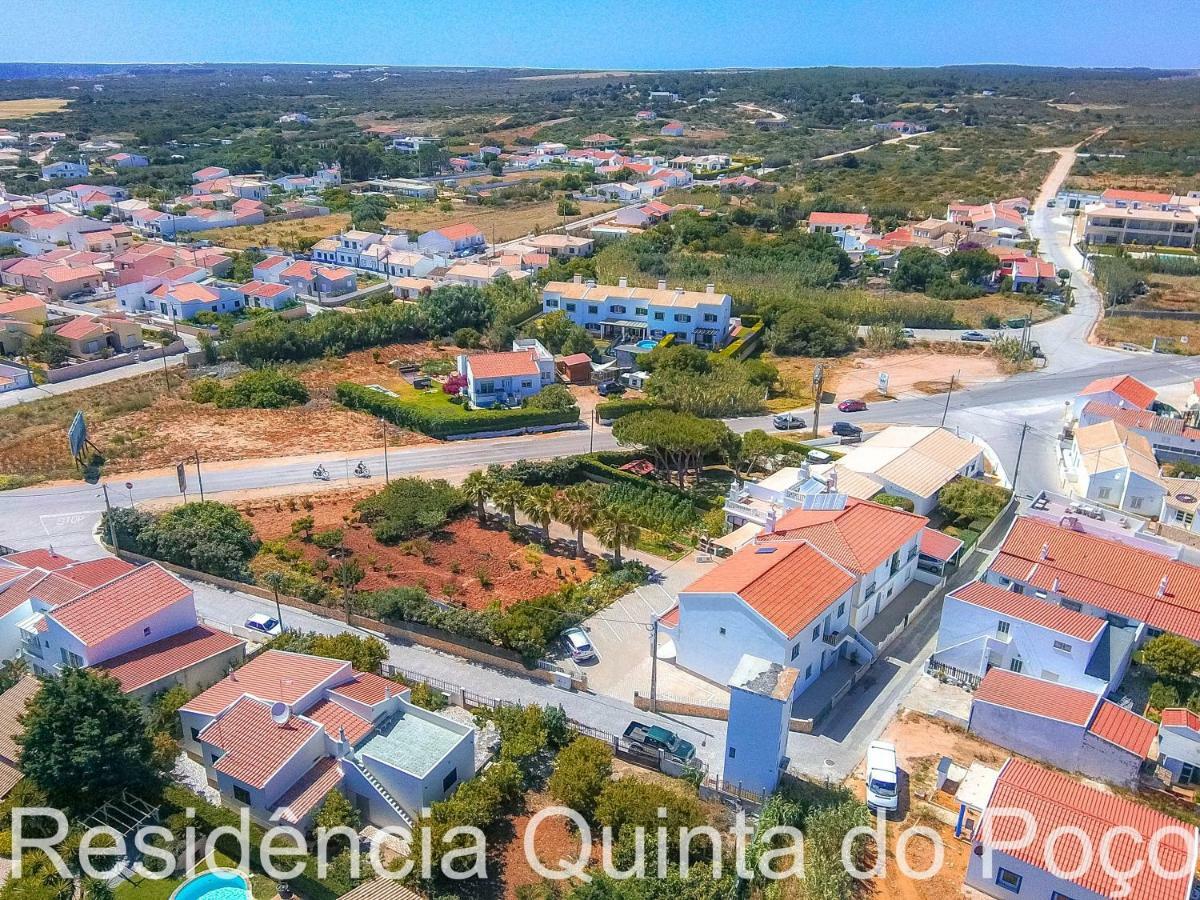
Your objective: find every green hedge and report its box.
[576,452,720,510]
[718,320,765,359]
[337,382,579,438]
[595,398,663,421]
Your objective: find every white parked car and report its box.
[865,740,899,814]
[245,613,282,638]
[563,626,596,662]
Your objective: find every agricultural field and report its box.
[383,198,616,243]
[0,97,70,119]
[194,213,351,252]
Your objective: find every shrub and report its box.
[937,478,1011,528]
[1142,634,1200,680]
[219,368,309,408]
[595,398,662,421]
[1150,681,1181,712]
[548,736,613,820]
[336,381,579,438]
[104,501,259,580]
[873,493,915,512]
[354,477,468,543]
[524,383,576,412]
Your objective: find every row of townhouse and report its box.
[541,275,733,348]
[1082,188,1200,250]
[309,224,486,272]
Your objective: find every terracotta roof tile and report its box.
[950,580,1105,641]
[1087,700,1157,757]
[273,756,342,824]
[1161,708,1200,733]
[1080,374,1157,410]
[328,671,397,706]
[48,564,192,648]
[199,697,320,789]
[977,757,1197,900]
[0,569,89,617]
[467,349,540,379]
[764,498,928,574]
[181,650,350,715]
[919,529,963,562]
[682,540,855,638]
[435,223,484,241]
[1,549,75,571]
[53,317,105,341]
[95,625,244,693]
[0,676,41,765]
[1082,400,1200,440]
[973,668,1100,726]
[304,697,373,744]
[57,557,137,588]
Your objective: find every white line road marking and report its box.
[38,511,94,537]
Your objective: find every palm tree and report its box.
[555,484,599,558]
[519,484,557,544]
[490,477,523,526]
[461,470,492,525]
[593,506,640,568]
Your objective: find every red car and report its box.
[838,399,868,413]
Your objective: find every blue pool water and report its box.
[636,339,658,350]
[171,870,250,900]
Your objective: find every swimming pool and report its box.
[636,339,658,350]
[170,870,250,900]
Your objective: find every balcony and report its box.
[822,629,842,646]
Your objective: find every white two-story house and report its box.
[541,275,732,349]
[457,338,556,409]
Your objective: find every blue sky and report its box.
[5,0,1199,69]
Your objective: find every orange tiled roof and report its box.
[304,697,373,744]
[977,757,1196,900]
[2,549,75,570]
[436,223,484,241]
[181,649,349,715]
[57,557,137,588]
[1079,374,1156,410]
[199,696,319,789]
[764,498,928,574]
[95,625,243,693]
[919,529,963,562]
[0,569,88,617]
[53,316,105,341]
[273,756,342,824]
[682,540,855,638]
[1161,708,1200,733]
[950,580,1105,641]
[973,668,1100,726]
[48,564,192,648]
[328,671,397,706]
[468,349,540,379]
[1087,700,1157,757]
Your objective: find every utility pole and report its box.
[101,484,119,550]
[160,343,171,394]
[589,408,597,453]
[1011,422,1030,496]
[193,451,205,502]
[941,373,957,427]
[649,617,659,714]
[810,364,824,439]
[380,419,390,484]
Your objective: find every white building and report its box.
[417,223,486,255]
[541,275,732,349]
[41,160,89,181]
[1066,419,1166,516]
[1078,401,1200,465]
[722,655,796,795]
[1158,708,1200,786]
[932,580,1125,693]
[180,650,475,832]
[1070,373,1157,421]
[457,338,556,408]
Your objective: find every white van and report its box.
[865,741,899,814]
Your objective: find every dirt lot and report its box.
[196,213,351,251]
[1129,273,1200,312]
[294,341,459,396]
[483,115,575,143]
[951,294,1058,328]
[0,98,70,119]
[245,491,590,610]
[835,348,1005,401]
[1097,314,1200,354]
[384,199,616,243]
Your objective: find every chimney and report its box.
[706,283,715,294]
[764,508,777,534]
[618,276,628,288]
[1051,577,1060,593]
[657,279,667,290]
[572,273,582,284]
[1040,542,1050,560]
[1158,575,1169,598]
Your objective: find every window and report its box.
[521,380,532,389]
[703,313,718,322]
[653,312,665,321]
[190,727,200,740]
[1130,496,1144,510]
[610,305,626,314]
[1009,658,1024,674]
[565,303,576,312]
[143,627,152,637]
[728,747,736,759]
[1176,510,1195,527]
[812,625,820,641]
[997,620,1010,635]
[546,299,559,308]
[588,305,599,314]
[233,786,251,804]
[1098,486,1112,500]
[442,769,458,792]
[791,644,799,660]
[719,627,726,636]
[1053,640,1072,654]
[1051,893,1078,900]
[635,307,647,316]
[674,313,691,323]
[995,868,1022,892]
[837,602,845,617]
[805,664,812,679]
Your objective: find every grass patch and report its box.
[113,849,275,900]
[1097,315,1200,354]
[0,98,70,119]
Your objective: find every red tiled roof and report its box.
[170,283,219,303]
[2,549,75,570]
[49,564,192,648]
[1083,400,1200,441]
[241,280,291,298]
[1161,708,1200,733]
[41,264,101,285]
[1087,700,1157,757]
[468,349,540,379]
[58,557,137,588]
[0,569,88,617]
[0,294,46,316]
[991,517,1200,641]
[328,671,396,706]
[199,697,319,789]
[95,625,244,693]
[1102,188,1174,205]
[1079,374,1157,410]
[181,649,349,715]
[280,261,316,280]
[559,353,592,366]
[316,266,355,280]
[973,668,1100,726]
[919,529,963,562]
[977,757,1197,900]
[273,756,342,824]
[53,317,104,341]
[950,580,1104,641]
[303,697,373,744]
[435,223,484,241]
[682,540,855,639]
[659,604,679,627]
[809,212,870,228]
[765,498,928,574]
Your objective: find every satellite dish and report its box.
[270,701,291,725]
[1178,494,1197,504]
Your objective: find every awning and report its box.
[601,319,646,329]
[693,327,720,336]
[920,529,965,562]
[713,521,761,552]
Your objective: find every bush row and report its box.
[336,381,579,438]
[595,398,663,421]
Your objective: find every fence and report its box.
[43,339,188,383]
[925,658,982,689]
[632,690,728,721]
[872,576,947,659]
